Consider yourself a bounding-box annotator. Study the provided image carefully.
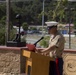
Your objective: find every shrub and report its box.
[39,36,50,48]
[22,22,28,31]
[0,28,5,45]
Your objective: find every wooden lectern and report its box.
[23,50,54,75]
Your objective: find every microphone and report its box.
[34,36,44,46]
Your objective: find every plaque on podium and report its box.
[23,50,54,75]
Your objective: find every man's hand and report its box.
[35,49,42,53]
[41,50,50,56]
[41,52,48,56]
[35,49,47,56]
[35,48,50,56]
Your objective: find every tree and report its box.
[0,28,5,45]
[22,22,28,31]
[40,36,50,48]
[53,0,68,23]
[0,16,6,27]
[0,0,76,25]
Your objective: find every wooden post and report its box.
[6,0,10,42]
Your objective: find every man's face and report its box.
[48,27,57,34]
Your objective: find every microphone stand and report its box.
[34,36,44,47]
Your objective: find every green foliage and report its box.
[53,0,68,22]
[0,28,5,45]
[10,28,16,41]
[22,22,28,31]
[0,16,6,25]
[10,0,73,24]
[40,36,50,48]
[1,0,76,46]
[0,28,16,45]
[1,0,76,25]
[0,3,6,20]
[74,20,76,29]
[30,27,37,30]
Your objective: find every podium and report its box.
[23,50,54,75]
